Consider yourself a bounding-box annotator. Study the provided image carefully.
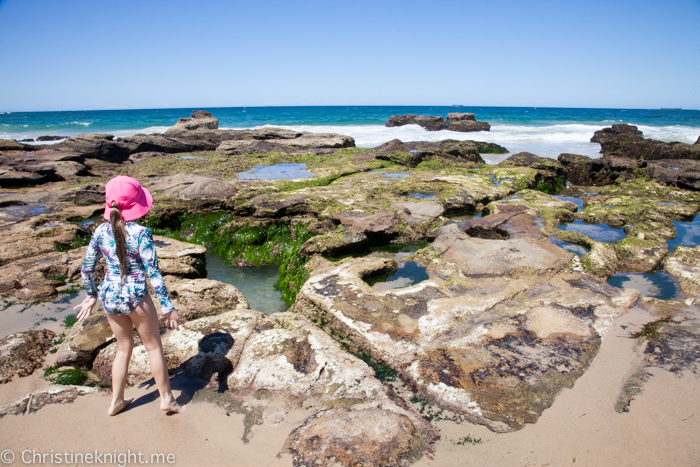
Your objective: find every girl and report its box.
[74,175,185,415]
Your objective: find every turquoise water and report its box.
[2,106,698,158]
[205,252,287,315]
[366,262,430,291]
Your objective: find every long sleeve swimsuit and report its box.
[81,222,175,315]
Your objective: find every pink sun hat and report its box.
[103,176,153,222]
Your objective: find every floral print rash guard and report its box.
[81,222,175,316]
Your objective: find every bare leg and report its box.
[104,312,135,416]
[129,294,185,413]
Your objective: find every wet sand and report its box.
[1,303,699,466]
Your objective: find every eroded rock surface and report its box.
[0,385,103,418]
[91,308,435,463]
[293,229,639,432]
[0,330,56,383]
[664,246,700,297]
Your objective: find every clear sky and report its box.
[0,0,699,111]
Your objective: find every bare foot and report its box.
[161,399,186,413]
[108,397,134,416]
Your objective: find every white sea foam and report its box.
[66,121,92,126]
[111,126,170,137]
[241,123,606,160]
[247,122,700,160]
[1,121,697,162]
[634,124,699,144]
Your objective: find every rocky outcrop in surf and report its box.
[374,138,506,166]
[385,112,491,132]
[0,111,356,169]
[591,124,700,160]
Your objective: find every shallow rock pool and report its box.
[557,219,626,243]
[237,163,314,180]
[607,271,685,301]
[365,261,430,291]
[667,213,700,252]
[553,195,584,212]
[205,252,287,314]
[548,236,589,256]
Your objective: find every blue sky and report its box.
[0,0,699,111]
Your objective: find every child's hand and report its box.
[73,296,97,322]
[164,309,185,330]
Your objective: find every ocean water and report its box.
[1,106,698,160]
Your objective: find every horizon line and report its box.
[1,104,696,114]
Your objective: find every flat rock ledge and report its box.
[90,309,436,465]
[292,223,639,432]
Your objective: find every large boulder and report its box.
[385,114,446,130]
[55,308,113,366]
[591,124,700,160]
[246,194,310,218]
[0,330,56,384]
[215,139,291,155]
[152,235,207,278]
[645,159,700,191]
[445,112,491,131]
[374,139,504,166]
[54,133,132,163]
[558,153,643,186]
[164,110,219,135]
[158,277,249,320]
[285,405,428,467]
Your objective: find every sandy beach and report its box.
[1,299,698,467]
